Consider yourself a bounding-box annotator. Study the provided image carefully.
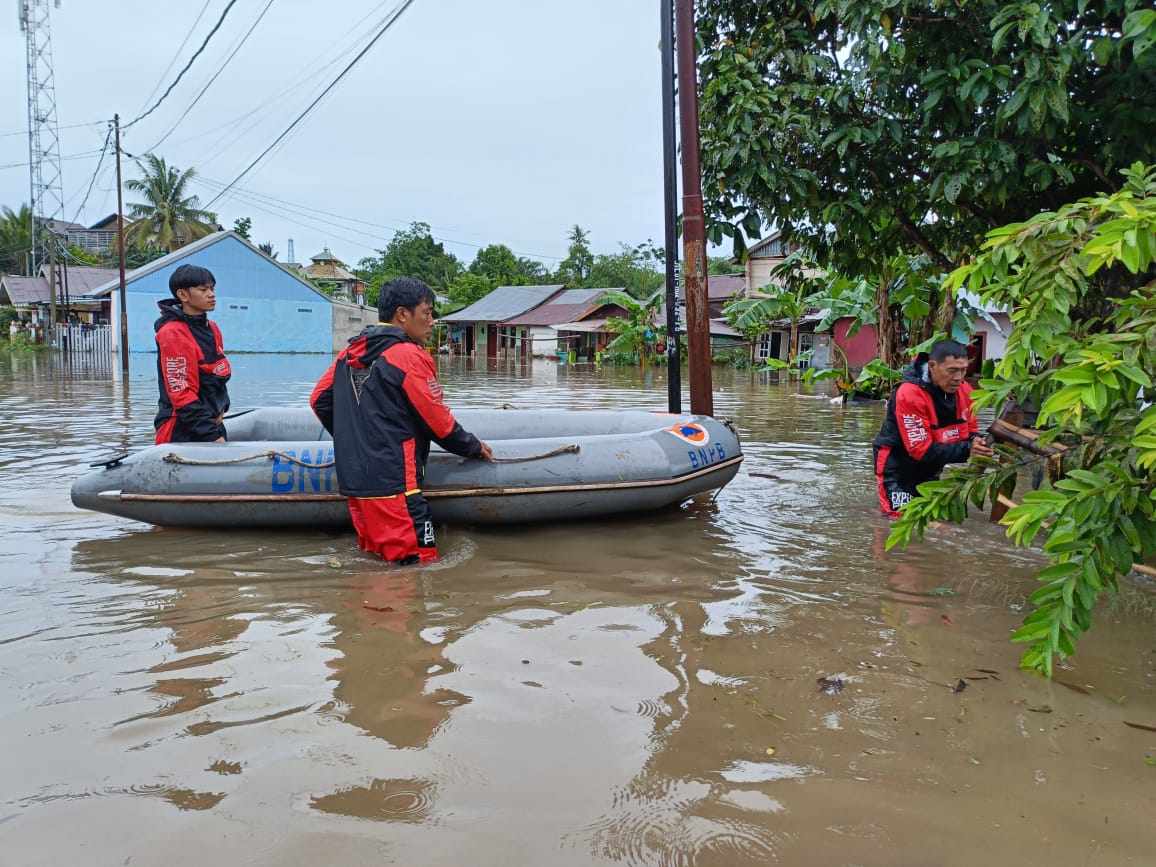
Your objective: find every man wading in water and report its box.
[872,339,994,518]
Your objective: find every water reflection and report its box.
[3,352,1155,866]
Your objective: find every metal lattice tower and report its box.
[20,0,64,274]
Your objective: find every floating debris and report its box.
[817,676,845,695]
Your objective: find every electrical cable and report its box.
[132,0,213,120]
[70,123,114,224]
[0,120,106,139]
[161,0,398,170]
[125,0,240,130]
[196,175,564,262]
[204,0,418,208]
[146,0,277,152]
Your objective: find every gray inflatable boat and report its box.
[70,407,743,528]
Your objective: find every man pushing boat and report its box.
[310,277,493,564]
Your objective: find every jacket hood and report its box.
[901,352,931,387]
[154,297,209,333]
[346,323,417,366]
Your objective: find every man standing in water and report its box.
[873,339,994,518]
[153,264,231,444]
[311,276,493,565]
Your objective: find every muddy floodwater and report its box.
[1,351,1154,866]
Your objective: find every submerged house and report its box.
[88,232,375,354]
[0,265,118,326]
[438,285,566,358]
[502,288,626,358]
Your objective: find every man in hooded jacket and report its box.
[311,277,493,564]
[872,339,994,518]
[153,264,231,444]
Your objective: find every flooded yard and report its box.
[1,352,1153,866]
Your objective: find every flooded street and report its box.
[1,352,1153,866]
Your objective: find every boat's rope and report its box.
[491,444,579,463]
[163,451,335,468]
[162,443,581,468]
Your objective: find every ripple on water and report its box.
[574,777,784,865]
[309,777,437,823]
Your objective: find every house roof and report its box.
[552,318,610,333]
[438,284,565,323]
[38,265,121,298]
[676,272,745,302]
[302,260,358,282]
[744,228,799,260]
[709,317,742,338]
[89,231,327,300]
[502,288,611,327]
[0,275,52,305]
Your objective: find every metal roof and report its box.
[40,266,120,298]
[438,284,565,323]
[502,288,611,327]
[676,272,745,301]
[0,275,51,305]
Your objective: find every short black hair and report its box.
[169,264,216,299]
[378,276,435,322]
[928,339,967,362]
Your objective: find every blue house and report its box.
[89,232,374,354]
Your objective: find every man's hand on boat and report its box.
[477,441,494,462]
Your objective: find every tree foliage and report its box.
[354,221,462,306]
[887,163,1156,676]
[232,216,252,240]
[0,204,34,275]
[470,244,524,288]
[123,154,217,253]
[586,243,665,299]
[556,224,594,286]
[602,289,665,365]
[697,0,1156,280]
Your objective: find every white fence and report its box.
[50,323,112,355]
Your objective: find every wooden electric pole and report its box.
[674,0,712,415]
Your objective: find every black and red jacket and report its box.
[873,353,979,485]
[310,324,482,498]
[153,298,231,444]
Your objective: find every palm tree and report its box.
[123,155,217,253]
[0,204,35,275]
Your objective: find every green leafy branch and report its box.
[889,163,1156,676]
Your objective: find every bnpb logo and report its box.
[665,423,710,446]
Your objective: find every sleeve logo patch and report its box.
[164,357,189,393]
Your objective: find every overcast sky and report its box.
[1,0,673,269]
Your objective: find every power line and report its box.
[71,123,114,224]
[196,175,564,262]
[0,120,105,139]
[147,0,277,152]
[204,0,418,208]
[125,0,240,130]
[152,1,398,171]
[0,148,106,172]
[133,0,213,119]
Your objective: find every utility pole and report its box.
[674,0,713,415]
[114,114,129,377]
[47,232,57,338]
[20,0,65,275]
[660,0,681,413]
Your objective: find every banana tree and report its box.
[601,289,665,365]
